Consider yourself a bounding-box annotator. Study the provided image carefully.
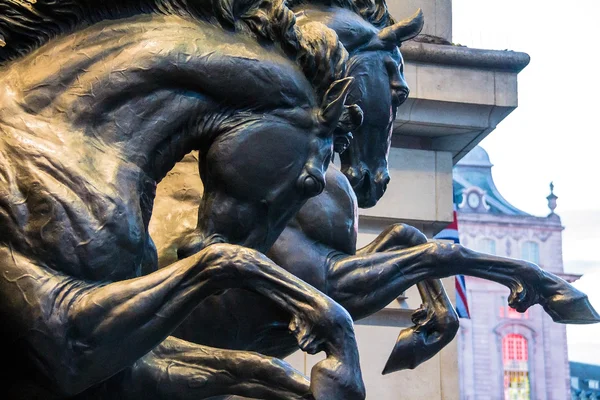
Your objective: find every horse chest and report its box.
[292,167,358,254]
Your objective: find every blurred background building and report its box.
[571,362,600,400]
[454,146,578,400]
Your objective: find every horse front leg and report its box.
[331,240,600,325]
[206,244,364,400]
[426,242,600,324]
[350,224,459,373]
[0,244,363,399]
[89,336,314,400]
[328,235,600,373]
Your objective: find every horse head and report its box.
[294,3,424,207]
[189,77,358,254]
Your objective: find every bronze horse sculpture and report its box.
[0,0,371,399]
[153,0,461,372]
[1,0,599,399]
[150,0,600,383]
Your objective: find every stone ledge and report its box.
[393,43,529,163]
[402,41,530,73]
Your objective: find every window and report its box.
[589,380,599,390]
[521,241,539,264]
[478,238,496,255]
[571,377,579,390]
[503,334,530,400]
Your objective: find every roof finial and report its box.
[547,181,558,215]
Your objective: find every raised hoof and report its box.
[382,326,420,375]
[543,292,600,324]
[382,304,459,375]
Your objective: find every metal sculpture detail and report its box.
[0,0,598,399]
[0,1,365,398]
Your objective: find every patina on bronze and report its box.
[152,0,600,383]
[1,0,599,399]
[0,0,368,399]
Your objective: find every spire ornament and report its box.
[547,181,558,214]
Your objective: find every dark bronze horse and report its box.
[0,0,370,399]
[150,0,600,382]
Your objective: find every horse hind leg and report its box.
[83,336,314,400]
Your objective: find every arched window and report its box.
[503,334,530,400]
[478,238,496,255]
[521,241,539,264]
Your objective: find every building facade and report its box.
[454,146,575,400]
[571,362,600,400]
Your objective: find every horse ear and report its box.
[320,77,355,132]
[378,9,424,47]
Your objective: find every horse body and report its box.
[1,0,598,398]
[152,2,433,357]
[153,0,600,377]
[0,7,368,399]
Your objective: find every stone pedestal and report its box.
[361,39,530,231]
[322,2,531,398]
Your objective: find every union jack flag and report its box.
[434,206,470,318]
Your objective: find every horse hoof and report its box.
[382,327,419,374]
[543,292,600,324]
[310,357,365,400]
[382,305,460,375]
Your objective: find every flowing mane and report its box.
[0,0,347,96]
[286,0,394,29]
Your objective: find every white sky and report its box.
[452,0,600,365]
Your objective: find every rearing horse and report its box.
[0,0,370,399]
[150,0,600,380]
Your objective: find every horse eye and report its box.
[301,175,324,197]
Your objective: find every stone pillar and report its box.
[387,0,452,43]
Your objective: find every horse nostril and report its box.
[393,88,409,106]
[346,168,364,186]
[383,175,391,187]
[374,172,390,197]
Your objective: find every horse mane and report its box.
[286,0,394,29]
[0,0,347,97]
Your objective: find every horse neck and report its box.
[3,15,312,183]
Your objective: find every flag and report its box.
[434,205,470,318]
